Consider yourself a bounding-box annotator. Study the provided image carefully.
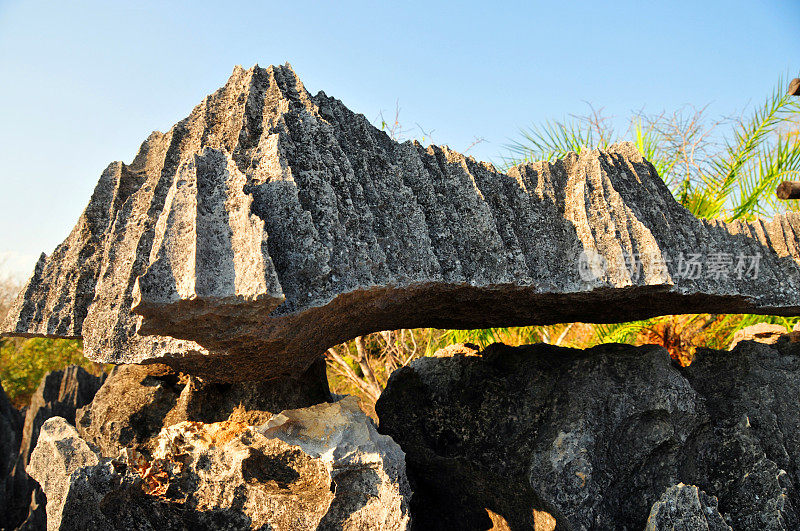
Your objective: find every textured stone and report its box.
[729,322,788,349]
[682,341,800,529]
[645,483,730,531]
[8,366,105,530]
[0,382,23,530]
[260,396,411,529]
[26,417,101,531]
[27,398,410,530]
[431,342,481,358]
[17,366,105,466]
[76,358,331,458]
[376,340,800,529]
[5,63,800,381]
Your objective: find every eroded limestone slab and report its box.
[5,63,800,380]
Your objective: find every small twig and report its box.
[380,330,398,373]
[463,137,487,154]
[404,329,419,365]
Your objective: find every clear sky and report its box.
[0,0,798,279]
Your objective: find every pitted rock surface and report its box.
[376,340,800,529]
[9,366,105,530]
[5,63,800,380]
[26,418,100,531]
[260,396,411,530]
[645,483,730,530]
[27,398,410,530]
[0,382,23,530]
[76,358,331,458]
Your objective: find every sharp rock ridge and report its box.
[4,63,800,380]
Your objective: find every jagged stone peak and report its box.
[4,65,800,381]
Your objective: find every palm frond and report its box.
[698,77,799,219]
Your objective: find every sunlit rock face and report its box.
[27,399,411,531]
[4,63,800,381]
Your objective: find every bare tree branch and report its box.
[325,347,381,401]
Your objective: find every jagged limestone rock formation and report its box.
[28,399,410,530]
[27,418,101,531]
[376,340,800,529]
[4,63,800,380]
[17,366,105,470]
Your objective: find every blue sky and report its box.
[0,0,798,279]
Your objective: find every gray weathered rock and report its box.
[30,418,333,530]
[76,358,331,458]
[681,340,800,529]
[260,396,411,529]
[376,340,800,529]
[8,366,105,530]
[27,398,410,530]
[17,366,106,466]
[0,382,23,530]
[645,483,730,531]
[5,63,800,381]
[26,417,100,531]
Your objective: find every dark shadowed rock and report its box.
[76,358,331,458]
[7,366,105,530]
[681,340,800,529]
[4,64,800,382]
[377,342,699,529]
[376,340,800,530]
[28,398,410,530]
[0,382,23,530]
[645,483,730,530]
[18,366,106,466]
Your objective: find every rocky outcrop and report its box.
[4,63,800,381]
[28,398,410,530]
[17,366,105,466]
[0,382,23,530]
[6,366,105,530]
[376,339,800,529]
[260,396,411,529]
[681,340,800,529]
[26,418,100,531]
[76,358,331,457]
[645,484,730,530]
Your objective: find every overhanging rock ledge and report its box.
[4,63,800,381]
